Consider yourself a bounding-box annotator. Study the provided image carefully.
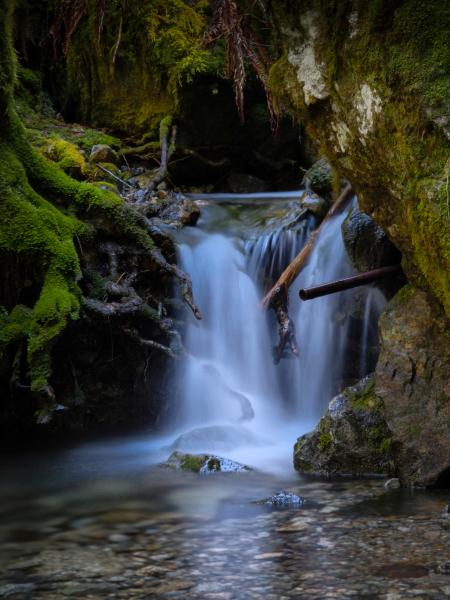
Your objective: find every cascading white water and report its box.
[169,192,386,471]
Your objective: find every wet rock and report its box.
[384,478,401,490]
[89,144,119,164]
[301,158,333,197]
[162,451,251,474]
[300,190,329,219]
[227,172,268,193]
[294,376,394,476]
[157,194,200,228]
[259,491,305,508]
[342,208,401,272]
[375,286,450,487]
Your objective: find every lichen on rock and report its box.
[294,376,394,477]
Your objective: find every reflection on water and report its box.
[0,435,449,599]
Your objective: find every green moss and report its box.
[0,1,154,408]
[345,378,377,411]
[78,129,121,152]
[319,432,332,451]
[180,454,206,473]
[0,137,83,393]
[367,425,392,457]
[43,137,86,177]
[63,0,224,134]
[0,305,33,347]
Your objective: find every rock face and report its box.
[294,377,394,477]
[271,1,450,315]
[342,208,401,272]
[295,287,450,487]
[375,286,450,487]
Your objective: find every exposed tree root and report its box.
[150,246,202,321]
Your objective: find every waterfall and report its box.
[169,192,386,470]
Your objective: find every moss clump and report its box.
[318,432,332,451]
[345,377,377,411]
[179,454,206,473]
[43,137,86,178]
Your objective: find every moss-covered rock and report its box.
[162,452,251,474]
[294,376,394,476]
[271,0,450,315]
[301,158,334,198]
[375,286,450,487]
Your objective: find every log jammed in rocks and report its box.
[299,265,403,301]
[262,184,354,361]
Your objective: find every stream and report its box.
[0,193,449,599]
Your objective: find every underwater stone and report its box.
[261,491,305,508]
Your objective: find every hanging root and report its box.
[123,328,176,358]
[150,247,202,320]
[272,286,299,364]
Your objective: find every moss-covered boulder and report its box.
[294,377,394,476]
[162,452,251,474]
[301,157,334,198]
[342,208,402,272]
[375,286,450,487]
[271,1,450,316]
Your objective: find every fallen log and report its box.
[261,183,353,362]
[262,183,353,309]
[299,265,402,301]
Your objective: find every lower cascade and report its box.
[167,192,387,471]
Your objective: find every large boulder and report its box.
[342,208,401,272]
[294,377,394,477]
[375,286,450,487]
